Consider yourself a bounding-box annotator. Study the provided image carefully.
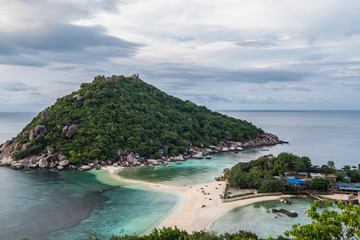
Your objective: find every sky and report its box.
[0,0,359,111]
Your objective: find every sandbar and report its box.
[103,166,293,232]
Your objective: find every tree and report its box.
[327,160,335,169]
[260,179,286,192]
[308,177,329,191]
[285,199,360,240]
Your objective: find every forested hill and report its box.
[6,74,266,163]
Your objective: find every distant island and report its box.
[0,74,282,170]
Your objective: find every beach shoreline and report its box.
[100,166,294,233]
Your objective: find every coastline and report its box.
[99,166,293,233]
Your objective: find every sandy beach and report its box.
[103,166,293,232]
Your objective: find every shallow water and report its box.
[209,197,315,238]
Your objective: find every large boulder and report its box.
[0,154,14,166]
[59,160,69,167]
[72,94,84,106]
[38,158,48,168]
[173,154,184,161]
[29,125,47,141]
[79,165,91,171]
[147,159,159,165]
[192,152,203,159]
[21,143,32,151]
[126,154,135,164]
[105,75,118,84]
[61,124,79,139]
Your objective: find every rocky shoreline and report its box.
[0,133,286,171]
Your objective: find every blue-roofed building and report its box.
[337,182,360,192]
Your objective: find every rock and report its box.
[29,125,47,140]
[221,168,230,178]
[79,165,91,171]
[73,94,84,106]
[57,166,64,170]
[0,154,15,165]
[132,73,139,82]
[47,147,55,155]
[58,160,69,167]
[58,154,68,162]
[221,147,229,152]
[61,124,79,139]
[126,154,135,164]
[192,152,203,159]
[229,146,235,151]
[29,164,37,169]
[38,158,48,168]
[35,125,47,137]
[236,147,243,151]
[106,160,112,165]
[40,108,49,120]
[173,154,184,161]
[113,162,119,167]
[29,130,35,141]
[105,75,118,84]
[147,159,159,165]
[88,163,95,167]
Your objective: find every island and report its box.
[0,74,282,170]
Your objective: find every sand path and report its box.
[103,166,292,232]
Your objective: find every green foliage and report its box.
[13,75,264,163]
[227,153,313,189]
[285,199,360,240]
[308,177,329,191]
[108,227,264,240]
[260,179,286,192]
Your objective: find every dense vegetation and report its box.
[88,227,287,240]
[13,75,264,163]
[226,152,313,191]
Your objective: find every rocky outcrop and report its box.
[192,152,203,159]
[79,165,91,171]
[147,159,159,165]
[174,154,184,161]
[29,125,47,141]
[40,108,49,120]
[73,94,84,106]
[38,158,48,168]
[215,168,230,181]
[132,73,139,82]
[61,124,79,139]
[105,75,118,84]
[272,209,298,217]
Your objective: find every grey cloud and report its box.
[0,23,141,67]
[235,40,277,48]
[145,64,309,86]
[300,54,329,62]
[2,82,38,92]
[346,29,360,37]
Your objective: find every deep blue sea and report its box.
[0,110,359,239]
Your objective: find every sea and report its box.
[0,110,359,239]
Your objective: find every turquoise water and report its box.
[209,197,315,238]
[119,149,268,186]
[0,167,177,240]
[1,110,359,239]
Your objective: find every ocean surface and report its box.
[0,110,359,239]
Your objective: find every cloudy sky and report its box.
[1,0,359,111]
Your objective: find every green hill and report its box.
[9,74,265,164]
